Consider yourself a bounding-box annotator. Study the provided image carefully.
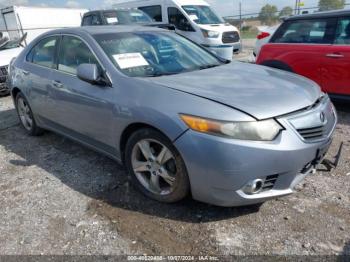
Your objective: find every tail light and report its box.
[257,32,270,40]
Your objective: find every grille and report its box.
[0,66,8,83]
[0,66,8,75]
[261,174,279,192]
[297,126,324,141]
[222,31,240,43]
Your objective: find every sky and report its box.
[0,0,331,17]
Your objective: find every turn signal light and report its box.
[180,115,219,133]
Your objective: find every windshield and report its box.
[95,32,222,77]
[0,39,21,50]
[182,5,223,25]
[104,10,152,25]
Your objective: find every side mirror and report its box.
[77,63,105,85]
[178,20,193,31]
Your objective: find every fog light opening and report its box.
[244,179,264,195]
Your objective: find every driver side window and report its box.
[58,36,99,75]
[168,7,194,32]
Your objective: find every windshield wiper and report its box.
[199,64,220,70]
[146,71,181,77]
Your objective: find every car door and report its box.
[263,18,336,88]
[22,36,59,120]
[47,35,116,153]
[321,17,350,95]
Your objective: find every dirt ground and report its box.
[0,91,349,256]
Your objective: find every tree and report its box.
[318,0,345,11]
[259,4,278,26]
[279,6,293,17]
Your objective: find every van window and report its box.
[335,17,350,45]
[58,36,99,75]
[168,7,194,32]
[138,5,162,22]
[271,19,336,44]
[29,36,58,68]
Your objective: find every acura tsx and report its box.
[8,26,337,206]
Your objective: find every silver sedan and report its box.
[9,26,337,206]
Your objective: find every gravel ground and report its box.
[0,91,349,256]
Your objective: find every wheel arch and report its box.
[11,87,22,100]
[119,122,173,163]
[260,60,294,72]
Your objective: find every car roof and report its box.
[84,8,140,16]
[286,9,350,21]
[47,25,167,36]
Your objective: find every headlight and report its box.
[201,29,220,38]
[180,114,283,141]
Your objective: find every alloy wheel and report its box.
[131,139,177,195]
[17,97,33,131]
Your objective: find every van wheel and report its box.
[15,93,43,136]
[125,128,190,203]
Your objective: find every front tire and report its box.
[125,128,190,203]
[15,92,43,136]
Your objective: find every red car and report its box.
[257,10,350,98]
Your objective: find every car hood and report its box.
[145,62,321,120]
[199,23,238,33]
[0,47,23,67]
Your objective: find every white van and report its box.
[114,0,241,60]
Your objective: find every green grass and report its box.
[240,30,258,39]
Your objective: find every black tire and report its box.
[0,90,10,97]
[15,92,43,136]
[125,128,190,203]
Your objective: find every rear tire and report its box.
[125,128,190,203]
[15,92,43,136]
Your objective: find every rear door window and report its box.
[28,36,58,68]
[334,17,350,45]
[82,15,92,26]
[271,18,336,44]
[138,5,162,22]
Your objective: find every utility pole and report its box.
[295,0,301,14]
[239,0,242,30]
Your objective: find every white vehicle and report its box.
[0,6,87,95]
[0,34,25,96]
[0,6,87,43]
[114,0,241,60]
[253,25,280,57]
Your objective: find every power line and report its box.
[225,2,350,19]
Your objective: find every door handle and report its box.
[22,70,30,75]
[325,53,344,58]
[52,80,63,88]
